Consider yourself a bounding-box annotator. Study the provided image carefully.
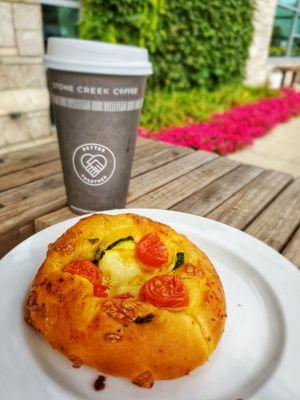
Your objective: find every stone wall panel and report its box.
[245,0,277,85]
[13,3,42,30]
[0,88,50,116]
[0,65,46,90]
[16,29,44,56]
[0,3,15,47]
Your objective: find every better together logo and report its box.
[81,153,107,177]
[73,143,116,186]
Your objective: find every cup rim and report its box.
[44,38,153,76]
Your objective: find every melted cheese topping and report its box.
[99,241,146,296]
[98,238,187,297]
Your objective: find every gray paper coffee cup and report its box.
[44,38,152,214]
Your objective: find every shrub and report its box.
[79,0,254,90]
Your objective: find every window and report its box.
[270,0,300,57]
[41,0,80,49]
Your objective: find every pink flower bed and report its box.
[139,88,300,155]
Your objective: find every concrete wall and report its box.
[0,0,52,152]
[245,0,277,86]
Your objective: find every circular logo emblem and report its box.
[72,143,116,186]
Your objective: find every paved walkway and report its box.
[228,117,300,177]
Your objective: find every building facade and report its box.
[0,0,51,151]
[246,0,278,85]
[0,0,79,153]
[246,0,300,85]
[0,0,299,152]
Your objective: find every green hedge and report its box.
[79,0,254,90]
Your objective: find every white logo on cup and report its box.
[73,143,116,186]
[81,154,107,177]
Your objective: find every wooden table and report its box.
[0,137,299,268]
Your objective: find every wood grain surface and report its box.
[1,137,299,267]
[245,177,300,251]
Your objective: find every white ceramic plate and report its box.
[0,209,299,400]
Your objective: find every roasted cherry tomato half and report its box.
[63,259,101,286]
[63,260,108,297]
[139,275,189,308]
[93,283,109,298]
[136,233,169,268]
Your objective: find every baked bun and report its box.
[25,213,226,387]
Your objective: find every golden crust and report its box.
[25,213,226,382]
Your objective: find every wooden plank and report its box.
[35,150,214,231]
[135,137,172,151]
[35,207,74,232]
[245,177,300,251]
[128,151,217,203]
[0,159,62,192]
[134,139,161,158]
[128,157,239,209]
[134,138,168,159]
[133,139,183,166]
[0,137,154,191]
[173,164,263,216]
[0,221,35,259]
[282,226,300,268]
[35,148,192,230]
[135,136,152,148]
[0,173,64,205]
[131,144,191,177]
[207,170,293,230]
[135,137,169,152]
[0,141,59,177]
[0,187,67,241]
